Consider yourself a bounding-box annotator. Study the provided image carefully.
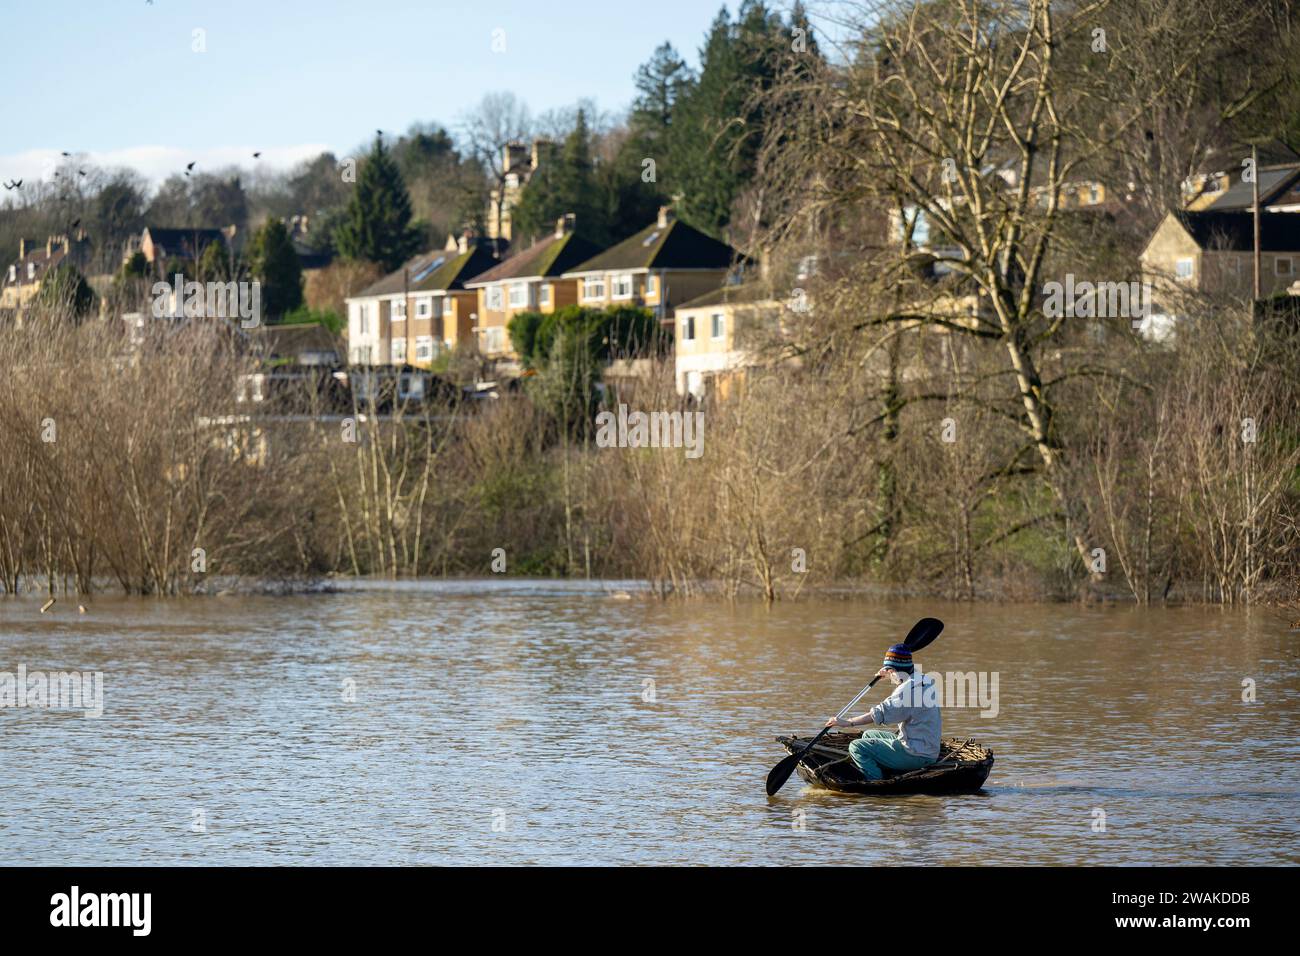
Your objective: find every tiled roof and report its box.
[354,241,506,298]
[463,232,602,285]
[1174,211,1300,252]
[1206,166,1300,211]
[675,281,778,311]
[143,226,225,259]
[564,219,738,275]
[250,322,340,359]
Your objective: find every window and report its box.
[391,337,407,363]
[681,316,695,342]
[539,284,551,306]
[1275,257,1294,277]
[6,265,14,282]
[612,274,634,299]
[1087,185,1101,204]
[1175,258,1194,280]
[509,282,530,308]
[442,296,455,315]
[646,274,657,296]
[711,313,725,339]
[584,276,606,300]
[400,372,425,401]
[410,256,445,283]
[416,297,432,319]
[27,263,36,280]
[392,298,406,320]
[483,327,506,354]
[415,336,433,362]
[358,304,371,335]
[487,286,504,311]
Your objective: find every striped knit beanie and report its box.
[882,644,914,673]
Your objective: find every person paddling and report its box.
[824,643,940,780]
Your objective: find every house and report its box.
[286,214,334,272]
[1140,210,1300,301]
[1193,164,1300,213]
[1,233,92,320]
[562,207,740,323]
[129,225,233,270]
[673,282,784,399]
[487,139,553,242]
[462,214,602,360]
[345,233,506,367]
[249,322,341,367]
[1182,141,1300,211]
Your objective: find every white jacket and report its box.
[869,670,941,759]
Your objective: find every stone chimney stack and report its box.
[19,238,30,259]
[503,141,528,174]
[531,138,552,170]
[657,205,675,229]
[555,213,576,239]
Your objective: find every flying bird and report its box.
[62,151,71,157]
[186,161,196,171]
[253,151,262,158]
[78,169,86,177]
[70,218,81,229]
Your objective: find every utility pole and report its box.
[1252,143,1261,301]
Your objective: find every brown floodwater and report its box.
[2,580,1297,865]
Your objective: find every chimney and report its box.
[531,138,551,170]
[503,141,527,174]
[457,233,470,255]
[19,238,29,259]
[444,233,459,252]
[555,213,576,239]
[657,205,675,229]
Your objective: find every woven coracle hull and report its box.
[775,733,993,795]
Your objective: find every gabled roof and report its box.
[1173,211,1300,252]
[563,219,739,276]
[675,281,778,311]
[353,241,506,298]
[463,232,602,286]
[143,226,225,258]
[1206,165,1300,211]
[250,322,340,361]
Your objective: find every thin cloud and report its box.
[0,143,335,190]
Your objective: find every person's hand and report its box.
[825,716,849,729]
[876,667,891,679]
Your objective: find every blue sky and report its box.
[4,0,747,186]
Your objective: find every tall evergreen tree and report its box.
[334,136,422,272]
[249,219,303,319]
[668,2,792,237]
[511,109,602,243]
[630,42,695,149]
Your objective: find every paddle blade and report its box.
[765,752,802,796]
[903,617,943,653]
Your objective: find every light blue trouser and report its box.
[848,729,934,781]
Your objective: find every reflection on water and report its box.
[2,581,1297,865]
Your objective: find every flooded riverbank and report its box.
[2,581,1297,865]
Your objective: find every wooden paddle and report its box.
[764,617,944,796]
